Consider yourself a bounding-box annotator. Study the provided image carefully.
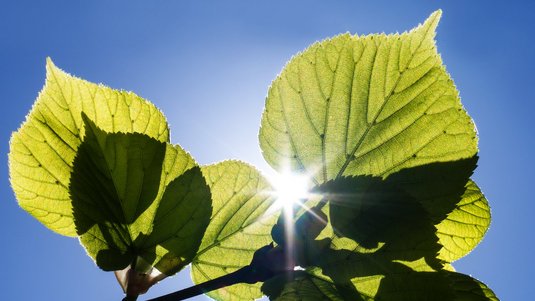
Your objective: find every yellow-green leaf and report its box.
[9,59,169,236]
[437,180,491,262]
[259,10,477,185]
[191,161,278,300]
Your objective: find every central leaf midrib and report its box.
[350,83,444,165]
[336,25,435,179]
[47,66,80,141]
[320,39,348,183]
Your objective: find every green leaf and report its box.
[447,272,499,301]
[316,257,456,301]
[262,271,342,301]
[384,156,477,223]
[283,249,498,301]
[317,175,442,270]
[382,157,491,262]
[259,11,495,299]
[191,161,278,300]
[259,10,477,184]
[70,116,210,275]
[436,180,491,262]
[263,182,497,300]
[9,59,169,236]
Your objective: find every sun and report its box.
[270,171,310,210]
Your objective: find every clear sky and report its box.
[1,1,532,300]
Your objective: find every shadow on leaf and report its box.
[262,157,496,300]
[70,115,212,274]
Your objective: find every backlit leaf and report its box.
[259,10,496,300]
[9,59,169,236]
[191,161,278,300]
[70,116,210,275]
[259,10,477,185]
[436,180,491,262]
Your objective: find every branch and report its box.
[147,243,290,301]
[147,266,253,301]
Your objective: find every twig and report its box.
[147,243,290,301]
[147,266,253,301]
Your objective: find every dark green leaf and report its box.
[70,115,211,275]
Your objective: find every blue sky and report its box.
[1,1,533,300]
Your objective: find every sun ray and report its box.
[270,171,310,210]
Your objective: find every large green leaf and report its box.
[259,10,477,184]
[191,161,278,300]
[70,116,211,275]
[259,10,495,299]
[9,59,169,236]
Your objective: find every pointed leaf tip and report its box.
[45,57,58,72]
[10,58,171,236]
[45,57,64,79]
[409,10,442,44]
[431,9,443,18]
[425,9,442,32]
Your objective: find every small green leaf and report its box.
[436,180,491,262]
[383,157,491,262]
[9,59,169,236]
[70,116,210,275]
[447,272,499,301]
[191,161,278,300]
[259,10,477,184]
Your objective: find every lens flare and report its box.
[270,172,310,210]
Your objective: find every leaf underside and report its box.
[9,59,169,236]
[191,161,279,300]
[259,10,477,185]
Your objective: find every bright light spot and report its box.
[271,172,310,210]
